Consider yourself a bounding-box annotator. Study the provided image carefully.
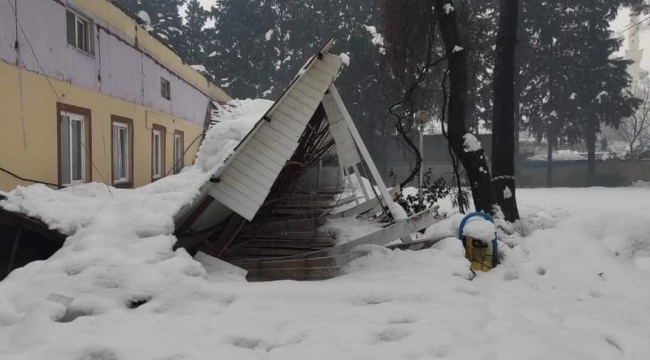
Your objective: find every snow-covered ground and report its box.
[1,186,650,359]
[2,97,650,359]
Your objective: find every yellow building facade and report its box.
[0,0,230,192]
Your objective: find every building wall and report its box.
[0,0,231,192]
[0,60,203,191]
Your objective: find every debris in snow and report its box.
[208,51,217,58]
[389,202,408,221]
[137,10,151,26]
[452,45,464,53]
[190,64,207,73]
[201,99,273,172]
[462,218,496,244]
[443,3,455,14]
[363,25,387,55]
[339,53,350,66]
[265,29,274,41]
[503,186,513,199]
[463,133,482,152]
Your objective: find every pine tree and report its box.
[181,0,209,65]
[118,0,186,52]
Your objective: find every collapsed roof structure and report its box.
[0,39,441,282]
[172,40,440,280]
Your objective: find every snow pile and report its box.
[461,218,496,243]
[463,133,482,152]
[443,3,455,14]
[339,53,350,67]
[264,29,274,41]
[0,98,269,331]
[528,150,586,161]
[198,99,273,172]
[190,64,208,74]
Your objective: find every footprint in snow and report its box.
[388,315,420,325]
[373,328,410,343]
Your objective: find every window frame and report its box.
[161,78,171,100]
[110,116,134,188]
[66,8,93,55]
[152,124,167,181]
[57,103,92,188]
[173,130,184,174]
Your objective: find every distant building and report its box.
[0,0,230,192]
[626,14,649,87]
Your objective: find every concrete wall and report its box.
[0,0,231,191]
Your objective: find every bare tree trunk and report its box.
[586,118,597,186]
[434,0,497,214]
[547,123,553,188]
[491,0,520,222]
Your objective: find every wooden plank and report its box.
[221,167,269,198]
[287,90,321,110]
[246,266,343,281]
[270,109,305,134]
[213,181,261,211]
[308,64,335,84]
[244,140,286,169]
[258,123,298,148]
[209,185,257,221]
[301,72,331,93]
[326,198,379,219]
[219,175,267,204]
[275,104,310,125]
[232,155,276,186]
[320,53,343,70]
[282,96,317,119]
[267,116,303,141]
[255,130,294,157]
[293,80,324,101]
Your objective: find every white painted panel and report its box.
[271,109,304,131]
[267,118,302,141]
[293,81,323,101]
[220,173,267,203]
[323,95,362,168]
[259,123,296,148]
[304,67,334,86]
[256,130,294,156]
[287,90,321,110]
[230,158,276,187]
[275,104,310,125]
[208,185,256,221]
[301,73,331,93]
[223,166,269,197]
[321,53,344,71]
[213,181,261,213]
[283,96,316,118]
[242,143,285,170]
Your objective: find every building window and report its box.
[66,9,92,53]
[111,116,133,187]
[152,125,166,180]
[173,130,184,174]
[161,78,171,100]
[58,104,91,187]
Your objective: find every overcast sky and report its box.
[179,2,648,72]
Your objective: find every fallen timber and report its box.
[174,39,443,281]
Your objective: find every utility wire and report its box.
[7,0,114,195]
[616,14,650,34]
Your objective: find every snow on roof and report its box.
[200,99,273,172]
